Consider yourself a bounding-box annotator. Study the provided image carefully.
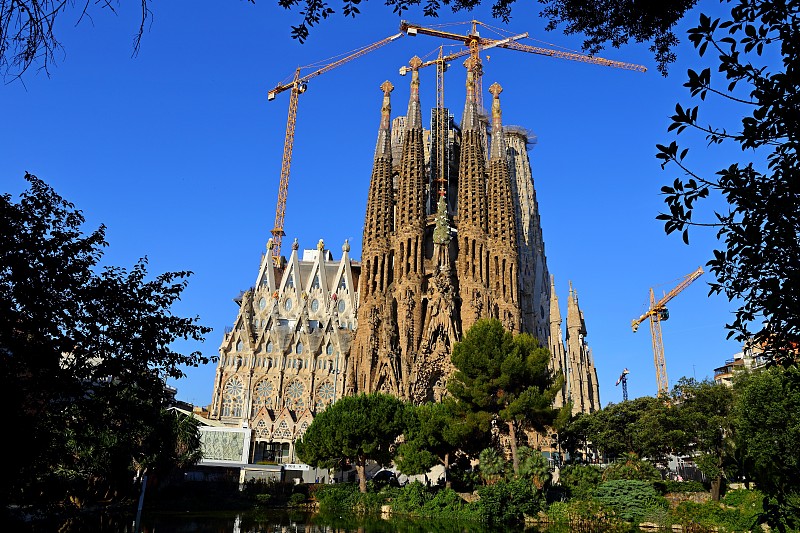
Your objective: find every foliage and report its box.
[594,479,668,524]
[0,174,211,508]
[673,489,764,532]
[656,0,800,364]
[449,318,561,474]
[564,396,674,464]
[477,447,505,484]
[558,464,602,500]
[395,398,490,483]
[653,479,706,494]
[390,482,481,521]
[516,446,551,489]
[288,492,307,506]
[539,0,698,75]
[473,477,542,525]
[732,366,800,531]
[294,392,406,493]
[314,482,386,515]
[544,498,629,531]
[670,377,736,500]
[602,453,662,482]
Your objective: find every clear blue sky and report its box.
[1,0,744,406]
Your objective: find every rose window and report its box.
[254,379,274,409]
[286,379,305,408]
[222,377,244,417]
[317,381,334,401]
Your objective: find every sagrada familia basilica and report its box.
[206,56,600,465]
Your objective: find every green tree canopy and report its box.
[395,397,491,487]
[563,396,674,465]
[0,173,212,507]
[733,366,800,531]
[670,377,735,500]
[295,392,406,493]
[448,318,562,475]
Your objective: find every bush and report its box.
[314,483,384,515]
[559,464,602,500]
[653,479,706,494]
[593,479,668,524]
[673,488,764,532]
[545,499,629,531]
[288,492,306,506]
[390,481,432,515]
[473,478,542,525]
[602,455,661,482]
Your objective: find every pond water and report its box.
[11,509,635,533]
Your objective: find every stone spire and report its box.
[455,56,490,333]
[362,81,395,254]
[489,82,506,162]
[461,56,481,132]
[406,56,423,129]
[375,80,393,160]
[565,282,601,414]
[395,56,426,232]
[548,276,569,409]
[485,82,520,331]
[352,82,400,400]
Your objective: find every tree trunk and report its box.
[711,474,722,501]
[355,461,367,493]
[444,452,451,489]
[508,420,519,476]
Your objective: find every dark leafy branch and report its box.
[657,0,800,364]
[0,0,151,80]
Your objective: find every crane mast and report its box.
[266,32,404,263]
[631,266,704,396]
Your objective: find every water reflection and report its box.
[12,510,561,533]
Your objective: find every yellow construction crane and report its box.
[266,31,405,263]
[631,266,704,397]
[399,20,647,203]
[400,20,647,109]
[399,33,528,195]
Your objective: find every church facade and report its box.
[207,58,600,463]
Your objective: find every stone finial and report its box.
[489,82,506,161]
[380,80,394,94]
[292,238,299,251]
[267,238,274,250]
[342,239,351,253]
[317,239,325,251]
[407,56,423,129]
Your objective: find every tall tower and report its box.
[485,83,521,333]
[351,81,398,397]
[350,60,601,409]
[565,282,601,414]
[455,56,490,332]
